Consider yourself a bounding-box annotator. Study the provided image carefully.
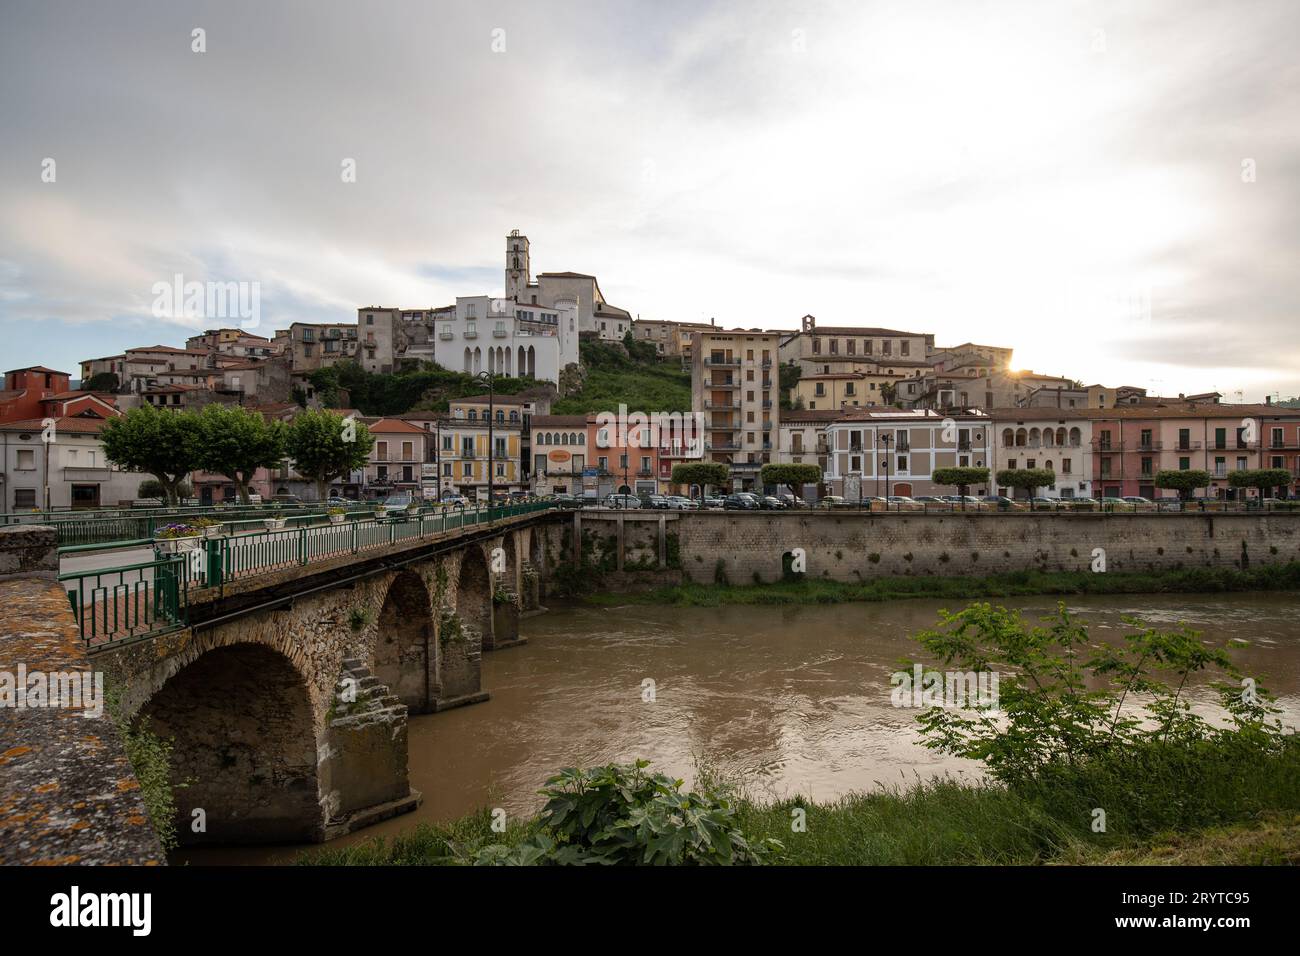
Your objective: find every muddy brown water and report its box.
[178,592,1300,865]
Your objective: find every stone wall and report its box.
[0,574,164,864]
[531,511,1300,587]
[0,525,57,581]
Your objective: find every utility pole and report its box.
[477,371,495,509]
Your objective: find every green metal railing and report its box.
[60,554,195,646]
[60,500,556,646]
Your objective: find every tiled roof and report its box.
[532,414,589,428]
[0,415,113,434]
[5,365,69,376]
[369,418,428,434]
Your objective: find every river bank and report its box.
[580,561,1300,607]
[301,736,1300,865]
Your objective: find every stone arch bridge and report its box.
[90,513,553,846]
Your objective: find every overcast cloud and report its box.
[1,0,1297,398]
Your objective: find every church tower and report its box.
[505,229,530,301]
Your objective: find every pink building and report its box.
[1089,403,1300,499]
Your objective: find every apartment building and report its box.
[428,393,546,500]
[185,329,277,359]
[633,318,716,358]
[589,414,658,498]
[988,410,1093,498]
[275,322,360,373]
[822,408,992,498]
[428,295,579,384]
[363,419,429,500]
[1088,403,1300,499]
[776,408,838,474]
[778,314,931,367]
[530,414,590,495]
[691,328,780,491]
[0,413,133,510]
[929,343,1015,371]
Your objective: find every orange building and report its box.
[0,366,72,424]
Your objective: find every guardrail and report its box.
[59,500,556,646]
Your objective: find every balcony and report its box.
[705,440,741,451]
[464,329,477,339]
[957,440,971,451]
[709,378,739,389]
[493,327,508,338]
[761,399,772,409]
[704,356,740,367]
[1093,440,1125,451]
[1175,441,1202,451]
[703,400,739,410]
[1137,440,1163,451]
[763,421,773,430]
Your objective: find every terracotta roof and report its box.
[5,365,68,376]
[532,414,589,428]
[369,418,430,434]
[982,403,1299,421]
[127,345,211,355]
[781,409,843,423]
[0,415,112,434]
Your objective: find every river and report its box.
[179,591,1300,865]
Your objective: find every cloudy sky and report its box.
[1,0,1296,399]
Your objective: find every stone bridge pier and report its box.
[92,525,542,846]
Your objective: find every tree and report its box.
[101,405,201,504]
[284,410,373,502]
[995,467,1057,500]
[1228,468,1292,501]
[760,463,821,499]
[83,371,120,392]
[933,466,990,507]
[138,478,191,501]
[194,404,287,504]
[670,462,731,503]
[1155,469,1211,501]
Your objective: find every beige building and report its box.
[633,318,716,359]
[779,314,931,367]
[988,409,1093,498]
[929,342,1015,371]
[776,409,838,475]
[529,414,590,494]
[364,418,429,500]
[822,408,992,498]
[275,322,360,373]
[691,328,780,490]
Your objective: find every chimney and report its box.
[1266,395,1272,406]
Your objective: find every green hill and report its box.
[550,339,691,415]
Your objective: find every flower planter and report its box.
[263,517,287,531]
[203,524,223,538]
[328,513,345,525]
[374,507,388,518]
[154,535,202,555]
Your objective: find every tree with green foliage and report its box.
[1228,468,1292,500]
[760,463,821,498]
[671,462,731,502]
[1155,469,1211,500]
[101,405,201,504]
[82,371,120,392]
[284,409,374,501]
[622,330,659,364]
[138,477,191,502]
[194,404,287,504]
[995,467,1056,500]
[932,466,990,506]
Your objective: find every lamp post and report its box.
[475,371,495,512]
[880,432,893,507]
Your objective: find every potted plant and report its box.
[327,506,346,525]
[263,504,287,531]
[153,522,203,554]
[406,500,422,517]
[192,516,223,538]
[374,501,389,518]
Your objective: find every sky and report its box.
[1,0,1297,399]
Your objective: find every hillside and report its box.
[549,340,691,415]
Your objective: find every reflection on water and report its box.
[179,592,1300,865]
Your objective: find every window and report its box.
[16,449,35,470]
[14,489,36,509]
[376,440,388,460]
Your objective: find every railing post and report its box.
[299,526,306,565]
[205,537,223,588]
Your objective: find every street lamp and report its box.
[879,432,894,507]
[475,370,495,511]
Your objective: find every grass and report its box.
[582,562,1300,607]
[302,737,1300,866]
[551,340,690,415]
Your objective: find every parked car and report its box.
[1122,496,1153,504]
[982,495,1022,509]
[666,495,699,510]
[761,495,787,510]
[1100,497,1130,508]
[775,493,806,508]
[553,494,582,510]
[271,494,303,506]
[723,493,761,510]
[1029,496,1058,510]
[944,495,989,510]
[887,495,924,511]
[324,496,353,507]
[440,493,469,506]
[640,494,672,510]
[603,494,642,509]
[913,495,947,505]
[817,495,846,509]
[382,493,414,509]
[702,496,725,510]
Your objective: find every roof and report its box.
[0,389,26,402]
[983,403,1299,421]
[452,392,543,406]
[5,365,69,376]
[536,271,595,279]
[532,414,589,428]
[0,415,113,434]
[126,345,211,355]
[780,409,843,424]
[834,407,989,423]
[369,418,428,434]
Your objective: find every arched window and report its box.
[1001,428,1014,448]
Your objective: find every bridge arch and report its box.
[373,569,435,713]
[139,642,321,844]
[455,544,493,648]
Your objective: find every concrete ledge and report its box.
[0,525,58,581]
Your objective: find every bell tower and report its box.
[505,229,530,301]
